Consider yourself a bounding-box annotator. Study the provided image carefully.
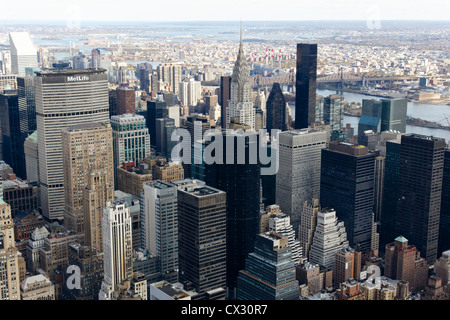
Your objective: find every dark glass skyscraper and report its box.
[204,131,261,298]
[395,134,446,264]
[320,141,376,251]
[380,139,402,250]
[147,98,168,147]
[439,149,450,255]
[295,43,317,129]
[266,82,287,132]
[219,75,231,128]
[0,90,26,179]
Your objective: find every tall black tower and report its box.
[295,43,317,129]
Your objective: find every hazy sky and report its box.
[1,0,449,22]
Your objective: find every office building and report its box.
[146,97,169,147]
[111,114,151,181]
[298,199,320,259]
[116,163,152,198]
[226,30,255,130]
[296,261,323,296]
[91,49,101,69]
[435,250,450,285]
[26,226,49,274]
[155,117,176,158]
[17,76,36,139]
[176,181,227,299]
[24,131,39,184]
[236,232,299,300]
[395,134,446,264]
[266,83,287,132]
[384,236,429,291]
[141,181,178,283]
[116,86,136,115]
[439,150,450,255]
[333,247,361,287]
[276,129,327,234]
[0,90,27,179]
[99,201,133,300]
[0,200,20,300]
[139,68,150,93]
[219,75,231,128]
[152,160,184,182]
[62,122,114,234]
[320,142,376,251]
[35,68,110,221]
[1,179,38,217]
[9,32,38,77]
[309,209,349,269]
[203,131,261,296]
[268,208,302,265]
[295,43,317,129]
[20,274,55,300]
[323,95,344,131]
[114,190,141,251]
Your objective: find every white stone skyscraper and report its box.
[9,32,38,76]
[226,26,255,130]
[308,208,349,269]
[268,208,303,265]
[99,200,133,300]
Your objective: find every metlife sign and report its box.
[67,75,90,82]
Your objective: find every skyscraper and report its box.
[178,78,201,107]
[141,180,178,282]
[439,150,450,255]
[176,181,227,299]
[110,113,151,180]
[298,199,320,260]
[295,43,317,129]
[395,134,446,264]
[320,142,376,251]
[308,208,349,269]
[0,200,20,300]
[236,232,299,300]
[219,75,231,128]
[266,83,287,132]
[116,86,136,115]
[62,122,114,234]
[276,129,327,234]
[226,28,255,130]
[91,49,101,69]
[9,32,38,77]
[323,95,344,131]
[99,200,133,300]
[157,63,182,96]
[35,68,110,221]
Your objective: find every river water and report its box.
[289,88,450,143]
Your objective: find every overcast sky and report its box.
[1,0,449,22]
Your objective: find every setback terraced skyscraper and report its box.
[35,69,109,221]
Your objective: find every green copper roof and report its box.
[27,130,38,142]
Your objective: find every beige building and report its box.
[0,200,20,300]
[116,165,152,198]
[62,122,114,234]
[152,160,184,182]
[20,274,55,300]
[259,204,281,233]
[298,199,320,259]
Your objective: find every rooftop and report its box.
[9,32,36,56]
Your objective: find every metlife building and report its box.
[35,68,110,221]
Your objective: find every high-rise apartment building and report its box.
[0,200,20,300]
[157,63,182,96]
[276,129,327,234]
[295,43,317,129]
[99,200,133,300]
[309,209,349,269]
[178,78,201,107]
[141,180,178,282]
[9,32,38,77]
[176,181,227,299]
[91,49,101,69]
[62,122,114,234]
[35,69,109,221]
[236,232,299,300]
[226,30,255,130]
[320,142,376,251]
